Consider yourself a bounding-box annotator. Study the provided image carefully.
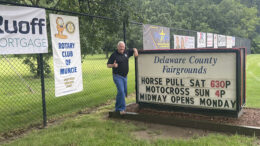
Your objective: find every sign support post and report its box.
[39,54,47,127]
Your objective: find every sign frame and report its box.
[135,49,243,117]
[239,48,246,106]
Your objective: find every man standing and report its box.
[107,41,138,114]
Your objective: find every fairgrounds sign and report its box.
[0,5,48,54]
[136,49,245,117]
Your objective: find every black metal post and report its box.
[123,21,126,45]
[39,54,47,127]
[123,21,128,97]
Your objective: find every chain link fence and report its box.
[0,55,43,133]
[0,3,252,135]
[0,7,134,134]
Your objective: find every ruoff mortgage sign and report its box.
[136,49,244,117]
[0,5,48,54]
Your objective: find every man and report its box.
[107,41,138,114]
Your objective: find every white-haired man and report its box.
[107,41,138,114]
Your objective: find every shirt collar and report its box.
[116,50,125,55]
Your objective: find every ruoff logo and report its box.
[0,16,45,34]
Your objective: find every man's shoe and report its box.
[120,110,126,115]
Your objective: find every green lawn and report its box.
[2,97,256,146]
[246,54,260,107]
[0,54,136,133]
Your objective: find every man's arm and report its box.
[107,60,118,68]
[133,48,138,57]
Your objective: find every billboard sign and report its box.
[227,36,233,48]
[197,32,206,48]
[218,35,226,47]
[0,5,48,54]
[214,34,218,48]
[143,24,170,50]
[207,33,213,47]
[173,35,195,49]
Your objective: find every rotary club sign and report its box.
[50,14,83,97]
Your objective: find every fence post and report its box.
[123,21,128,97]
[39,54,47,127]
[123,21,126,45]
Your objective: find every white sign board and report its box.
[197,32,206,48]
[0,5,48,54]
[218,35,226,47]
[226,36,233,48]
[50,14,83,97]
[174,35,195,49]
[214,34,218,48]
[137,51,237,110]
[207,33,213,47]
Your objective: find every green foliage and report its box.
[140,0,259,37]
[22,56,51,77]
[251,35,260,54]
[94,48,104,54]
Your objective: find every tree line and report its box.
[2,0,259,76]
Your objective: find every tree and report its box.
[138,0,259,52]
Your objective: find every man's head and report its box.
[117,41,125,54]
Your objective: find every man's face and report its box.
[117,42,125,54]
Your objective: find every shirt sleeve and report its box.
[107,53,115,64]
[127,48,134,58]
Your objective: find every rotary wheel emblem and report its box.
[66,21,75,33]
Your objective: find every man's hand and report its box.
[113,60,118,68]
[107,60,118,68]
[133,48,138,57]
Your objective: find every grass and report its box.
[246,54,260,107]
[2,97,257,146]
[0,54,136,133]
